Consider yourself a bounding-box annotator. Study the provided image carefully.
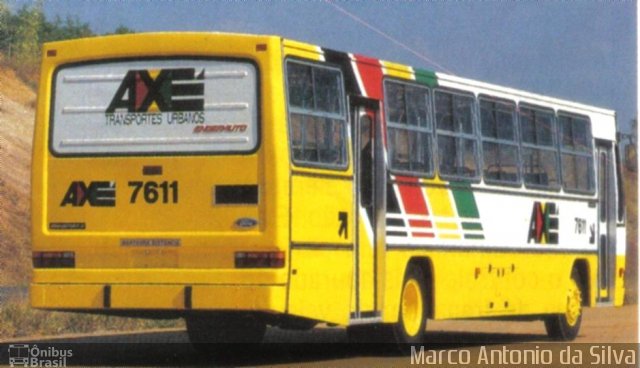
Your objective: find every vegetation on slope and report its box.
[0,2,184,339]
[0,0,133,85]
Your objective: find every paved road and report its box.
[1,305,636,367]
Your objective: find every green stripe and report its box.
[461,222,483,230]
[415,68,438,88]
[450,182,480,218]
[464,234,485,240]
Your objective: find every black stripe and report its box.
[386,182,403,214]
[386,218,404,226]
[386,231,408,237]
[291,243,354,251]
[171,99,204,112]
[184,286,192,309]
[172,83,204,97]
[291,170,353,181]
[215,185,259,204]
[322,48,361,96]
[169,68,198,80]
[103,285,111,308]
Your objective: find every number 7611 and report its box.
[129,181,178,204]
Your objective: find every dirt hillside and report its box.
[0,59,35,285]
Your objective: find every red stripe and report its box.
[396,176,430,218]
[412,232,435,238]
[353,55,388,147]
[353,54,383,99]
[409,220,432,228]
[535,203,544,241]
[135,72,146,110]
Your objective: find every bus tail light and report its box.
[235,251,284,268]
[33,252,75,268]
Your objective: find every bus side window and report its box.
[519,104,560,190]
[290,114,304,161]
[479,96,520,185]
[558,112,595,193]
[434,89,479,180]
[384,80,433,177]
[286,60,347,169]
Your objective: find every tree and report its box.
[0,0,12,55]
[0,0,131,86]
[11,3,43,65]
[112,25,135,35]
[40,15,93,43]
[625,118,637,172]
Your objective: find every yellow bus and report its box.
[31,32,626,345]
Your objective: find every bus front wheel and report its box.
[544,269,583,340]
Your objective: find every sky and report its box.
[24,1,638,134]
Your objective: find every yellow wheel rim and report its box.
[401,278,423,337]
[565,278,582,327]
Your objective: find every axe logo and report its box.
[527,201,559,244]
[106,68,205,114]
[60,181,116,207]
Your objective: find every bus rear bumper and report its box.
[30,283,286,313]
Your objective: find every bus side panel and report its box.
[287,174,354,325]
[383,250,597,322]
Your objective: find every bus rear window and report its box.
[50,59,258,156]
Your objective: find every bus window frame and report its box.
[557,111,596,195]
[48,56,262,158]
[518,102,562,192]
[382,78,436,179]
[433,87,481,183]
[477,94,522,187]
[284,58,349,172]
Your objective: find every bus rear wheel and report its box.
[393,264,428,345]
[544,269,583,340]
[186,312,267,347]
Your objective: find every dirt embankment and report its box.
[624,168,638,304]
[0,59,35,286]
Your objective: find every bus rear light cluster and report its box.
[33,252,75,268]
[235,251,284,268]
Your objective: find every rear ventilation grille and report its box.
[215,185,258,205]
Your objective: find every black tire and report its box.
[186,312,267,348]
[392,264,428,345]
[544,269,583,340]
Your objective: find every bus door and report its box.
[596,142,617,303]
[350,97,385,320]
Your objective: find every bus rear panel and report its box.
[31,33,290,315]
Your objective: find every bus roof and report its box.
[282,36,617,141]
[43,32,618,141]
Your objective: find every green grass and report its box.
[0,295,184,339]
